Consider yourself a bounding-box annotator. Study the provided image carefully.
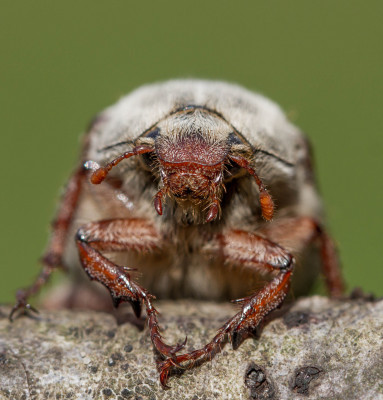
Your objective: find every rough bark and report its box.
[0,296,382,400]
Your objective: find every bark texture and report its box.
[0,296,382,400]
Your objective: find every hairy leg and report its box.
[158,216,343,387]
[158,227,294,387]
[75,218,186,358]
[9,166,87,320]
[9,164,147,319]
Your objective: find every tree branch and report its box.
[0,296,382,399]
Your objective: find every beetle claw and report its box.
[230,328,243,350]
[9,299,39,322]
[130,300,142,319]
[159,364,171,389]
[158,355,186,388]
[171,336,187,354]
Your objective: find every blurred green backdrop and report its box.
[1,1,382,303]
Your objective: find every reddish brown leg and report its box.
[318,229,344,297]
[158,230,294,387]
[259,217,344,297]
[9,166,87,321]
[75,218,186,358]
[158,217,344,387]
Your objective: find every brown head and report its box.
[89,106,274,223]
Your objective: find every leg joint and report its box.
[76,227,88,243]
[281,253,294,271]
[268,251,294,272]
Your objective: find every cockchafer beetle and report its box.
[10,79,343,387]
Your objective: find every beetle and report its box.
[10,79,343,387]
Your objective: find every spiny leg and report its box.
[158,216,343,387]
[9,166,87,321]
[158,229,294,387]
[75,218,186,358]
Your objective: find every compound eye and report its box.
[227,132,243,145]
[145,127,161,140]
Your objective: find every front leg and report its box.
[158,217,343,387]
[158,229,294,387]
[76,218,186,358]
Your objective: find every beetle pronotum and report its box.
[11,79,343,387]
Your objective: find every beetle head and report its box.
[154,131,228,222]
[89,106,274,223]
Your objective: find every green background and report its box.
[1,1,382,304]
